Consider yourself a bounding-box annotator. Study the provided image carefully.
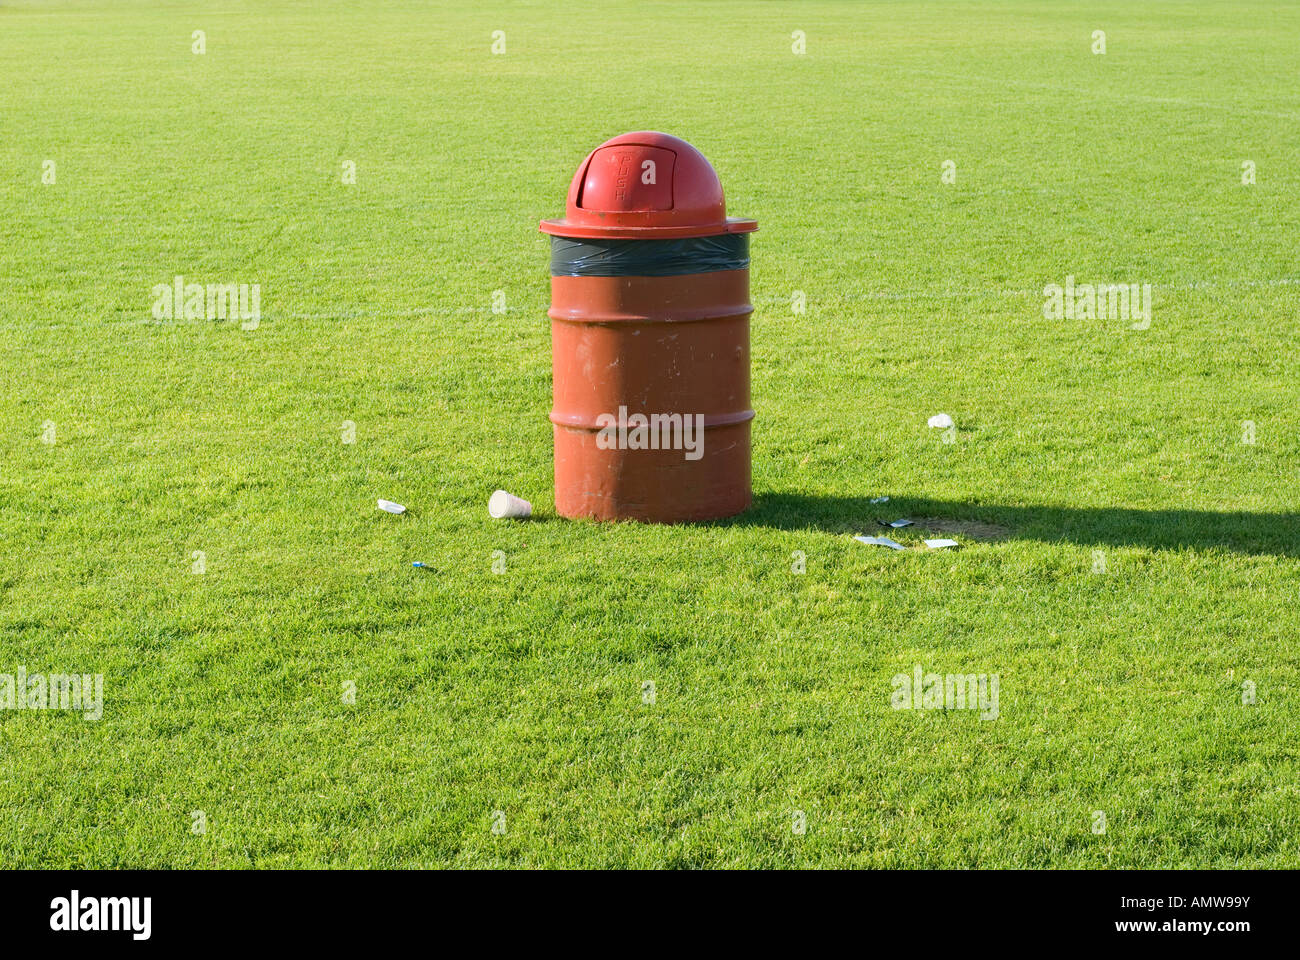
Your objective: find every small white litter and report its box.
[869,496,890,504]
[880,518,913,529]
[927,413,954,429]
[854,535,906,550]
[377,499,406,514]
[924,538,959,549]
[488,489,532,519]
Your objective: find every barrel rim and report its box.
[539,216,758,239]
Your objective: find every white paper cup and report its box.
[489,490,532,519]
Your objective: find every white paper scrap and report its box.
[924,538,959,549]
[927,413,954,429]
[854,535,906,550]
[377,499,406,514]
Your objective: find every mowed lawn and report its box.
[1,0,1297,868]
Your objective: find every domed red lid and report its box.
[539,131,757,239]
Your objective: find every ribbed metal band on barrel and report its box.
[549,234,749,277]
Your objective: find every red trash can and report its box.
[540,131,757,523]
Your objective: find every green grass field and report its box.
[2,0,1297,868]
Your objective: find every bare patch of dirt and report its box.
[911,516,1013,541]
